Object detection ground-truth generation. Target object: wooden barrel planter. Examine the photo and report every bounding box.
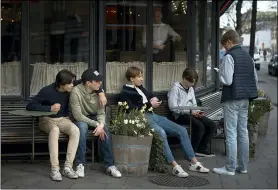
[112,134,153,176]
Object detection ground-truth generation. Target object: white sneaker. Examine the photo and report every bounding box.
[106,166,122,178]
[189,162,210,173]
[76,164,85,178]
[62,167,78,179]
[51,169,62,181]
[172,165,189,178]
[213,166,235,176]
[236,167,248,174]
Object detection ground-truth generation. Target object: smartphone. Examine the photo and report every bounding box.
[198,111,205,115]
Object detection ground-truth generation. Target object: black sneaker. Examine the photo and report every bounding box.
[195,150,215,157]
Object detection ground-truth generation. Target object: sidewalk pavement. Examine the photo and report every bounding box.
[1,107,277,189]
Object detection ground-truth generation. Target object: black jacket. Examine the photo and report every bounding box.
[119,85,153,113]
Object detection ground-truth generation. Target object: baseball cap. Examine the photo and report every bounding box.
[81,69,104,83]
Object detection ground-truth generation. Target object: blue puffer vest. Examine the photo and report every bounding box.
[221,45,258,103]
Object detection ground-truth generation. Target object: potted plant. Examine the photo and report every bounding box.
[257,89,273,136]
[109,102,168,176]
[248,89,273,158]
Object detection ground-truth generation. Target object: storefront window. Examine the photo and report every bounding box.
[152,0,188,92]
[1,2,22,96]
[206,1,213,85]
[196,1,213,87]
[29,1,89,96]
[105,1,147,94]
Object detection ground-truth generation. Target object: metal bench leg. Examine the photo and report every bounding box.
[32,117,35,162]
[91,139,95,163]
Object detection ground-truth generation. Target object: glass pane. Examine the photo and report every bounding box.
[196,1,205,87]
[105,1,147,94]
[206,1,213,85]
[29,1,89,96]
[152,0,188,92]
[1,2,22,96]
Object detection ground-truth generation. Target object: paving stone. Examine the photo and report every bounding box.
[33,178,76,189]
[266,179,277,189]
[237,177,268,189]
[2,177,42,187]
[105,183,126,189]
[125,176,149,187]
[122,184,141,189]
[93,174,127,185]
[193,183,222,189]
[1,179,8,185]
[259,167,277,177]
[219,175,238,185]
[1,185,18,189]
[70,181,107,189]
[221,181,240,189]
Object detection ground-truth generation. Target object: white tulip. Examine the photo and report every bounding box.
[124,119,128,124]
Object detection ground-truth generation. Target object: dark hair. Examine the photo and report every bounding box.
[182,68,196,83]
[125,66,143,81]
[55,69,76,87]
[221,30,240,45]
[193,70,199,84]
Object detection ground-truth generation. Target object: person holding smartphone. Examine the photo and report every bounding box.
[167,68,216,157]
[120,66,210,178]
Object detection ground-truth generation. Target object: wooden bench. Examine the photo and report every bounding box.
[1,101,99,162]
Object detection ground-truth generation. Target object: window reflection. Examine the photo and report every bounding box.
[152,0,188,92]
[196,1,213,87]
[29,1,89,96]
[1,2,22,96]
[105,1,147,94]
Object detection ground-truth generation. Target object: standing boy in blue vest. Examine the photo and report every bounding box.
[213,30,258,176]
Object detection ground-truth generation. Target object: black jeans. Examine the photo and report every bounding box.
[176,114,216,152]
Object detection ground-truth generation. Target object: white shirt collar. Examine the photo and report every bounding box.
[125,84,135,88]
[153,23,166,27]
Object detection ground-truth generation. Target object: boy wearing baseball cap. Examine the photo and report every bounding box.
[70,68,122,178]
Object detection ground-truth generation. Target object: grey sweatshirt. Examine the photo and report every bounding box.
[167,82,198,119]
[70,84,105,127]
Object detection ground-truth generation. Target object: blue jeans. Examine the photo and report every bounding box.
[145,113,195,163]
[223,99,249,172]
[75,122,114,168]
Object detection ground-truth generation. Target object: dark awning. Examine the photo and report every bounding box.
[220,0,234,16]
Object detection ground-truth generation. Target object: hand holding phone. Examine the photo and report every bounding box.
[151,97,162,108]
[198,111,205,115]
